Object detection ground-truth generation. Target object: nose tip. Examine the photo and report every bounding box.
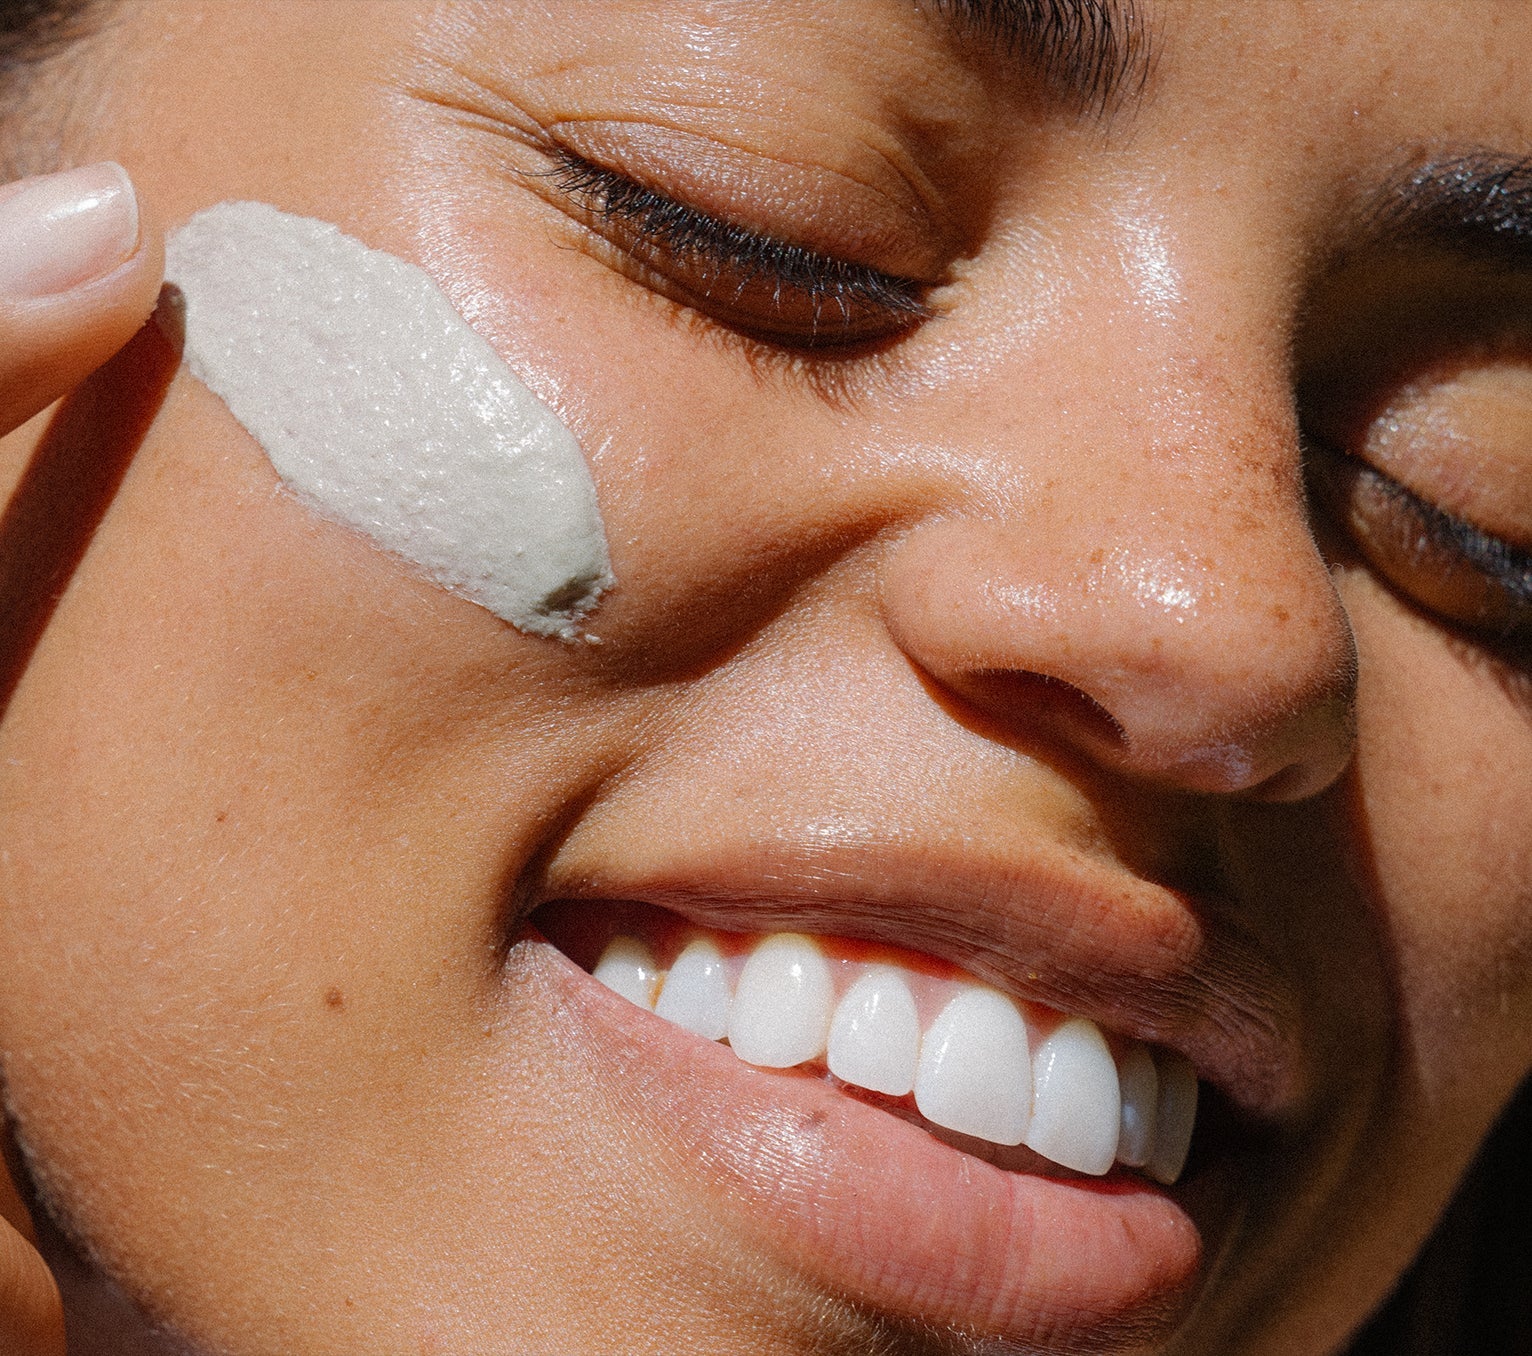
[881,519,1358,801]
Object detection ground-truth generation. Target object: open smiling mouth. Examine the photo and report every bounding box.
[522,835,1295,1347]
[538,901,1198,1186]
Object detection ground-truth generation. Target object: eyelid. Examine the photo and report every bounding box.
[543,149,935,347]
[1310,442,1532,640]
[1363,460,1532,597]
[545,117,955,278]
[1359,361,1532,545]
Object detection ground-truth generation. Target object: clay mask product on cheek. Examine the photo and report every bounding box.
[164,201,613,639]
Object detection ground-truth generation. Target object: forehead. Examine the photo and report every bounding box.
[96,1,1532,127]
[87,1,1532,258]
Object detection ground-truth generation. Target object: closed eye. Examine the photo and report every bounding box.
[1308,442,1532,648]
[545,150,934,350]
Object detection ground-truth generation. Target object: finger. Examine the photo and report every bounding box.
[0,161,164,434]
[0,1215,64,1356]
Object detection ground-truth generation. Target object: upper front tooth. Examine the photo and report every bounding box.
[598,923,1187,1186]
[826,967,921,1097]
[592,936,661,1011]
[654,938,733,1040]
[1115,1043,1159,1168]
[1147,1051,1198,1185]
[1024,1016,1121,1175]
[728,933,833,1069]
[914,987,1032,1146]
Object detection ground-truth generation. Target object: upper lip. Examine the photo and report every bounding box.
[537,827,1307,1121]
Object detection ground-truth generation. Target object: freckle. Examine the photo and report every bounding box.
[1271,606,1290,623]
[324,987,346,1011]
[215,810,228,823]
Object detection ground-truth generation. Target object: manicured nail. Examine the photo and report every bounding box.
[0,162,140,298]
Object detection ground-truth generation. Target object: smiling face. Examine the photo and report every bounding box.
[0,1,1529,1352]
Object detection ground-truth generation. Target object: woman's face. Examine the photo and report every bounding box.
[1,1,1529,1352]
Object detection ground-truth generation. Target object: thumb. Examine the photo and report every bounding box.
[0,161,163,435]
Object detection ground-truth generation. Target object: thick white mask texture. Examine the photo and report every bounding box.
[164,201,613,638]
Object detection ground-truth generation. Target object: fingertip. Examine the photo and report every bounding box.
[37,160,166,328]
[0,161,167,433]
[0,162,145,300]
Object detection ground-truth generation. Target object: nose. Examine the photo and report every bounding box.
[879,395,1357,802]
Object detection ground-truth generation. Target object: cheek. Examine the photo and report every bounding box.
[0,375,812,1348]
[0,382,600,913]
[1346,571,1532,1090]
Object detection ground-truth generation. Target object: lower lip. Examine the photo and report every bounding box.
[529,938,1203,1350]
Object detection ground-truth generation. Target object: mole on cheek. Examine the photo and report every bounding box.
[164,202,614,640]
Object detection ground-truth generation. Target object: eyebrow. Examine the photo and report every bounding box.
[1365,152,1532,265]
[922,0,1152,115]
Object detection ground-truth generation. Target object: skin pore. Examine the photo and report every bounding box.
[0,1,1528,1353]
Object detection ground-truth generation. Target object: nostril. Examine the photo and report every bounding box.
[1244,762,1315,804]
[956,669,1355,798]
[964,670,1128,752]
[1237,685,1359,803]
[881,515,1358,796]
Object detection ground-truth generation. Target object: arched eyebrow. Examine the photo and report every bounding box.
[1365,153,1532,264]
[921,0,1152,116]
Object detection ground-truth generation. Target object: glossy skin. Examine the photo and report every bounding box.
[0,2,1529,1353]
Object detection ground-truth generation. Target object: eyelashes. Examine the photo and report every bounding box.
[545,150,933,348]
[1391,481,1532,604]
[1308,442,1532,646]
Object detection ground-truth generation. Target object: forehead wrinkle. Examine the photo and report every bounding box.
[919,0,1152,116]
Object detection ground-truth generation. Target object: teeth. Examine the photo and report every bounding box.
[826,967,920,1097]
[1115,1042,1159,1168]
[727,933,833,1069]
[588,929,1198,1182]
[1024,1017,1121,1175]
[1146,1051,1198,1185]
[592,936,661,1010]
[654,938,732,1040]
[914,987,1031,1146]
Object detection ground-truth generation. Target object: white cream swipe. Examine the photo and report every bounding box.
[164,201,613,639]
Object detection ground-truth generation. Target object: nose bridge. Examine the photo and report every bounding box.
[879,290,1357,800]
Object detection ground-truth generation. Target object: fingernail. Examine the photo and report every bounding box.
[0,162,140,298]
